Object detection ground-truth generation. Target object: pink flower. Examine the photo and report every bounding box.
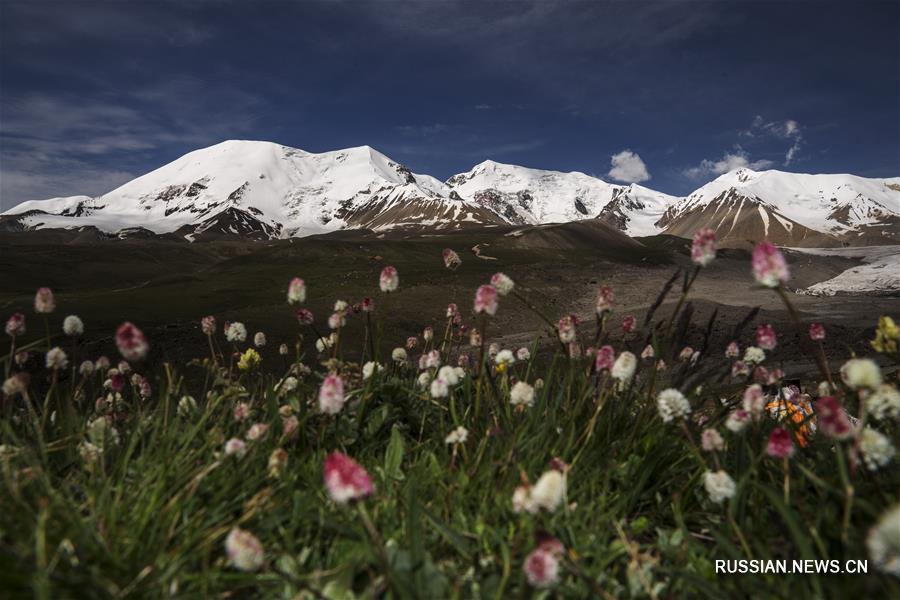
[287,277,306,304]
[755,324,777,350]
[318,374,345,414]
[557,315,578,344]
[233,402,251,422]
[281,415,299,440]
[379,266,399,292]
[360,297,375,312]
[295,309,314,325]
[442,248,462,269]
[691,228,718,266]
[752,241,789,288]
[406,336,418,350]
[5,313,25,337]
[595,345,616,371]
[225,527,264,571]
[621,314,636,334]
[701,428,725,451]
[595,285,614,315]
[815,396,853,440]
[323,451,374,503]
[766,427,795,459]
[731,360,749,378]
[115,322,148,361]
[34,287,55,314]
[725,341,740,358]
[809,323,825,341]
[446,303,458,318]
[742,384,765,418]
[490,272,515,295]
[523,545,561,588]
[201,315,216,335]
[474,284,499,316]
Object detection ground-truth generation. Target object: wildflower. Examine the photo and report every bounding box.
[246,423,269,442]
[703,470,737,504]
[510,381,535,408]
[474,284,499,316]
[78,441,102,464]
[726,409,751,433]
[495,349,515,368]
[489,343,500,357]
[815,396,853,439]
[233,402,251,422]
[557,315,578,344]
[457,354,470,368]
[725,341,740,358]
[530,469,566,512]
[867,384,900,421]
[871,315,899,354]
[611,352,637,384]
[524,546,561,589]
[657,388,691,423]
[442,248,462,269]
[177,395,197,417]
[512,486,536,514]
[446,303,458,318]
[268,448,288,478]
[391,347,408,363]
[438,365,459,386]
[328,312,345,330]
[360,297,374,312]
[752,241,790,287]
[809,323,826,341]
[45,347,68,370]
[224,438,247,459]
[595,345,615,371]
[701,428,725,452]
[867,504,900,576]
[417,371,432,389]
[296,309,314,325]
[423,349,441,369]
[641,344,655,359]
[379,266,399,292]
[287,277,306,304]
[362,361,382,380]
[430,376,449,398]
[468,328,481,347]
[841,358,882,390]
[678,346,694,361]
[755,324,777,350]
[516,347,531,361]
[743,346,765,365]
[860,428,895,471]
[743,384,765,419]
[281,415,299,440]
[423,326,434,342]
[63,315,84,336]
[95,356,110,371]
[237,348,261,371]
[445,426,468,445]
[279,377,298,394]
[731,360,750,378]
[225,527,264,571]
[34,287,55,313]
[323,451,373,503]
[315,336,332,353]
[201,315,216,335]
[691,227,717,266]
[253,332,266,348]
[490,272,514,296]
[318,375,345,414]
[595,285,614,314]
[622,314,636,333]
[115,322,149,361]
[79,360,94,376]
[2,374,28,398]
[279,343,289,356]
[5,313,25,337]
[766,427,795,459]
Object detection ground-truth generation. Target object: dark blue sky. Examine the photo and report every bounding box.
[1,0,898,208]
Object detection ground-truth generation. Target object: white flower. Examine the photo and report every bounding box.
[224,438,247,459]
[87,417,119,447]
[490,272,515,296]
[725,409,751,433]
[859,427,895,471]
[225,322,247,343]
[445,426,468,445]
[63,315,84,336]
[225,527,264,572]
[529,470,566,512]
[328,312,345,330]
[177,395,197,417]
[867,384,900,421]
[703,470,736,504]
[391,347,408,363]
[495,349,515,366]
[78,441,101,464]
[423,350,441,369]
[417,371,432,389]
[516,347,531,361]
[318,375,345,415]
[279,376,298,394]
[743,346,765,365]
[430,377,449,398]
[334,299,349,313]
[454,366,466,381]
[253,332,267,347]
[610,352,637,384]
[656,388,691,423]
[79,360,94,376]
[438,365,459,386]
[867,504,900,577]
[512,485,536,514]
[701,428,724,452]
[842,358,882,390]
[362,361,382,380]
[45,347,68,370]
[246,423,269,441]
[510,381,535,407]
[315,335,333,353]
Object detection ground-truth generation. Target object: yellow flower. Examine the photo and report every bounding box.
[238,348,261,371]
[871,316,899,354]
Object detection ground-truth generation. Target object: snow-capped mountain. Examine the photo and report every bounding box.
[1,140,504,240]
[660,168,900,246]
[445,160,677,236]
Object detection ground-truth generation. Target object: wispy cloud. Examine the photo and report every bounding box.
[741,115,803,165]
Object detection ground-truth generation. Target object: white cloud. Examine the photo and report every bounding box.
[608,149,650,183]
[683,149,774,179]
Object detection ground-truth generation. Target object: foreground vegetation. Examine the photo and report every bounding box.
[1,232,898,598]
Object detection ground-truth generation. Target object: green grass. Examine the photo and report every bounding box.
[1,257,898,598]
